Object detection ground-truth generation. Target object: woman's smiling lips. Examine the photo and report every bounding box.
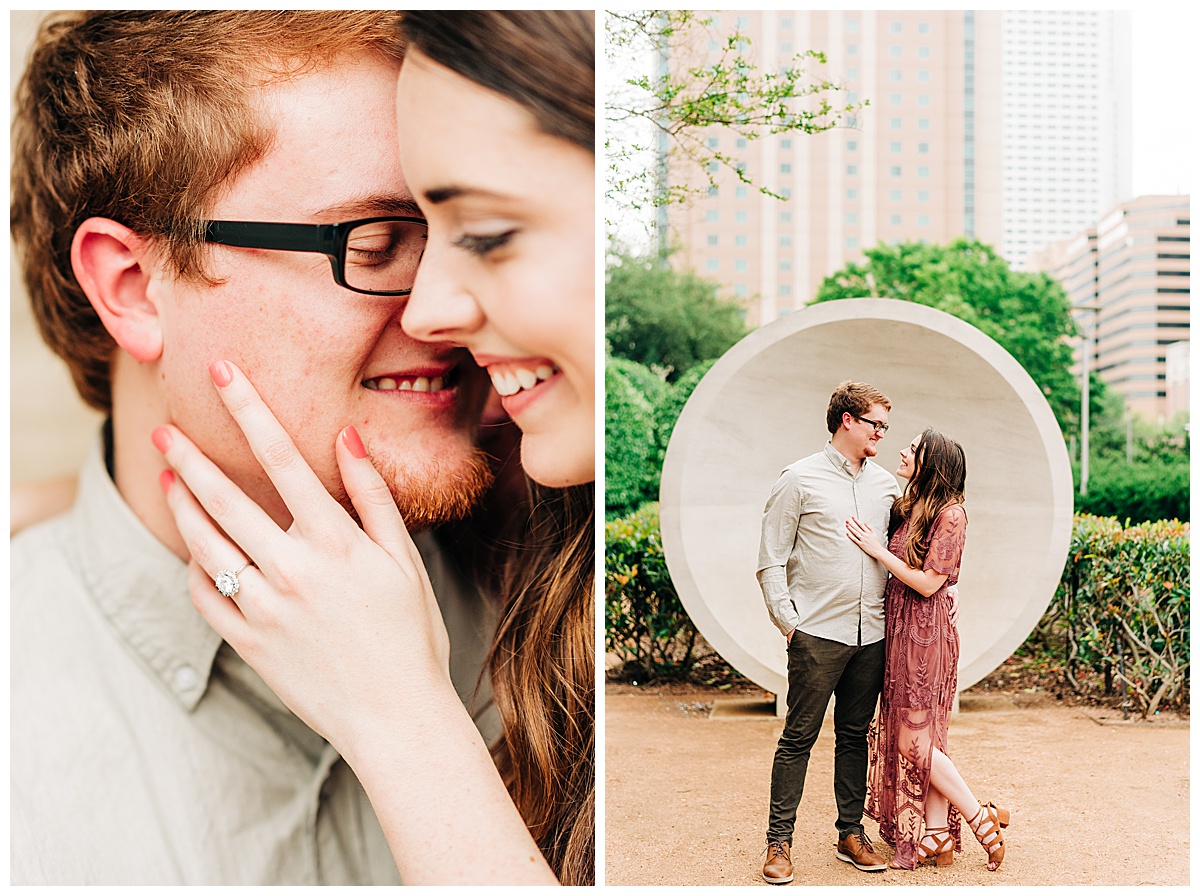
[473,354,562,416]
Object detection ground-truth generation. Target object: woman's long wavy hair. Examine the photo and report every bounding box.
[891,428,967,569]
[398,11,596,885]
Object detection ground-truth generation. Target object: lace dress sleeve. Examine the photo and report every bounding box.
[924,504,966,580]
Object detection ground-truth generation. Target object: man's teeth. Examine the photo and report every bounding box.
[490,364,557,397]
[363,375,446,392]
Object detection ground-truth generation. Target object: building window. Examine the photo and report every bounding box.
[847,67,859,80]
[890,189,902,202]
[781,138,792,149]
[890,117,902,129]
[918,46,930,59]
[707,137,719,149]
[780,260,792,271]
[781,284,792,296]
[918,214,930,226]
[918,94,931,106]
[734,283,747,298]
[781,212,792,223]
[918,22,930,34]
[847,19,859,32]
[847,42,858,55]
[891,93,903,106]
[919,118,930,130]
[781,163,792,174]
[736,186,748,199]
[846,212,859,225]
[735,210,748,223]
[847,139,858,151]
[918,190,930,202]
[706,210,719,222]
[735,234,747,247]
[707,234,718,246]
[847,237,859,249]
[847,188,858,200]
[706,259,718,272]
[890,45,902,58]
[890,141,902,153]
[735,259,747,272]
[707,186,718,197]
[781,41,792,54]
[890,214,902,226]
[847,164,858,176]
[780,235,791,247]
[918,70,930,83]
[890,21,902,33]
[918,166,930,178]
[780,187,792,199]
[918,142,930,153]
[890,165,902,176]
[737,137,748,148]
[889,69,902,81]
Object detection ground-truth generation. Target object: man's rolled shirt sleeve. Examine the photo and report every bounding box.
[757,469,803,636]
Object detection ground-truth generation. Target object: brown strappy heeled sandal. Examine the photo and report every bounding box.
[917,826,955,867]
[969,802,1010,870]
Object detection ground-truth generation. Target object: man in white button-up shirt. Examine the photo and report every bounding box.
[758,382,902,884]
[10,11,504,884]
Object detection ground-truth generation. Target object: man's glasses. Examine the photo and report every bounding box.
[203,216,427,296]
[854,415,890,434]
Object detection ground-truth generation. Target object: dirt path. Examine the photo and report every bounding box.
[603,686,1189,886]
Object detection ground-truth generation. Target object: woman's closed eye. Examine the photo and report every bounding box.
[453,229,516,256]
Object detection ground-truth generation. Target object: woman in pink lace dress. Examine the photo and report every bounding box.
[845,429,1010,871]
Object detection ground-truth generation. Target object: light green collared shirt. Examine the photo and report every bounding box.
[10,436,500,884]
[756,442,901,646]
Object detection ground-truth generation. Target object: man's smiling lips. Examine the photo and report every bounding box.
[361,365,454,394]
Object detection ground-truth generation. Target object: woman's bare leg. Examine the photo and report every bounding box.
[929,747,1005,869]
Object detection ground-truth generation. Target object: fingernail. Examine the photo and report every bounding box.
[159,469,175,493]
[151,426,172,454]
[342,425,368,459]
[209,360,233,388]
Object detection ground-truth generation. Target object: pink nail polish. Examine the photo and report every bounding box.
[151,427,172,454]
[159,469,175,493]
[342,425,368,459]
[209,360,233,388]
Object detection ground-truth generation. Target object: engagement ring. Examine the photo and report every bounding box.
[214,561,252,598]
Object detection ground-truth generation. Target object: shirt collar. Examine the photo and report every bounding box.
[71,434,223,712]
[823,440,865,477]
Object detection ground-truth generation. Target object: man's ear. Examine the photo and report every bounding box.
[71,217,164,363]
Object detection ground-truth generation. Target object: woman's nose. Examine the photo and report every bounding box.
[400,242,486,343]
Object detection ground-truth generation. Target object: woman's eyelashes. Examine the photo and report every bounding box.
[453,229,516,256]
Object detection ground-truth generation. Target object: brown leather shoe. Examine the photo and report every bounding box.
[836,830,887,872]
[763,840,794,884]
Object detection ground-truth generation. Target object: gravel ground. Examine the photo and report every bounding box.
[603,685,1189,886]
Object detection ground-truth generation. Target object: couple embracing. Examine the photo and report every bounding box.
[757,381,1011,883]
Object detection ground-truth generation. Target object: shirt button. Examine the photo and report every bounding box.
[173,664,198,692]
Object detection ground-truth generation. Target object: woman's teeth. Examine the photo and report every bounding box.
[363,375,445,392]
[490,364,557,397]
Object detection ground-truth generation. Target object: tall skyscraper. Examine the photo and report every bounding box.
[1001,10,1132,269]
[665,10,1131,326]
[1031,195,1190,421]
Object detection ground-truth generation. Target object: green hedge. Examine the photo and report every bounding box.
[605,363,657,514]
[607,507,1190,711]
[1076,458,1189,524]
[1037,514,1190,716]
[604,503,699,680]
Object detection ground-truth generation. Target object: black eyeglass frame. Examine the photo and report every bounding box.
[852,414,890,434]
[203,216,427,296]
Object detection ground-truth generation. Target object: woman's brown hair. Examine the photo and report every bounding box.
[892,428,967,569]
[398,11,597,885]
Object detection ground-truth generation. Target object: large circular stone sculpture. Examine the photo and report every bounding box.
[660,298,1073,700]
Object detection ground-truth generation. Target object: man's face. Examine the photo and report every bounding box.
[148,54,491,528]
[848,402,889,461]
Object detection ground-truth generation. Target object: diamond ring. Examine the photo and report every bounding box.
[214,561,252,598]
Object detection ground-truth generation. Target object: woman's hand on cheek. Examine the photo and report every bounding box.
[155,360,454,752]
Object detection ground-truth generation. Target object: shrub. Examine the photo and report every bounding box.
[1036,514,1190,716]
[605,362,657,515]
[653,358,717,471]
[605,503,699,680]
[1076,458,1189,524]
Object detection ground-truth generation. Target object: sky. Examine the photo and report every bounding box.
[1128,9,1191,196]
